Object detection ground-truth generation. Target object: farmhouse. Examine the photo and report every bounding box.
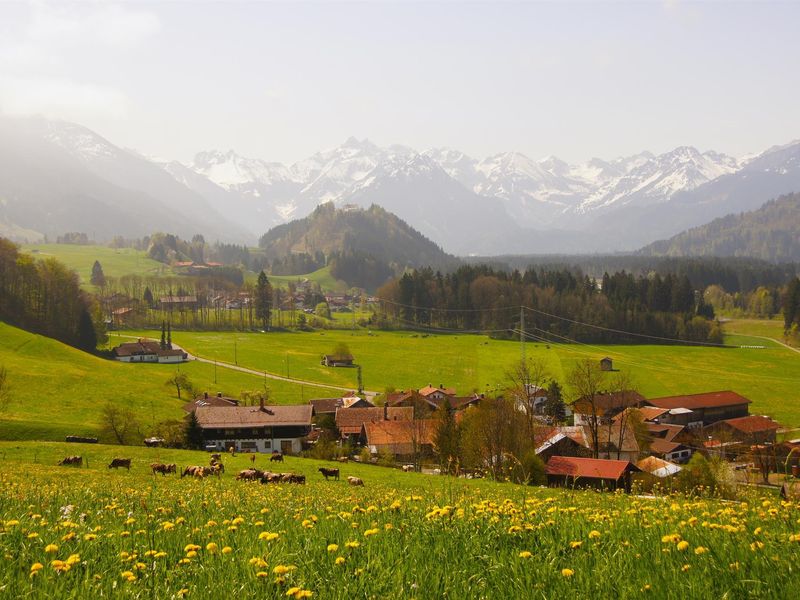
[193,401,312,454]
[534,426,590,462]
[321,354,355,367]
[335,406,413,442]
[644,391,751,427]
[112,339,187,363]
[360,419,437,461]
[705,415,782,444]
[546,456,641,492]
[636,456,682,478]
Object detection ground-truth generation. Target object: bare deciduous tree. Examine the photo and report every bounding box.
[568,359,607,459]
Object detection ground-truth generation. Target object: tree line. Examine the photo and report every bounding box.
[0,238,104,351]
[376,265,721,344]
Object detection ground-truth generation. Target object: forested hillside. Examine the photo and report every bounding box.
[259,203,460,290]
[0,238,103,351]
[640,193,800,262]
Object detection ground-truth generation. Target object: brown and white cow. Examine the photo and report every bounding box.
[108,458,131,470]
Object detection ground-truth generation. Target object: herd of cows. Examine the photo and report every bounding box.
[56,452,366,486]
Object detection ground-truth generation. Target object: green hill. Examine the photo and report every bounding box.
[0,323,338,442]
[259,203,460,290]
[640,192,800,262]
[22,243,169,288]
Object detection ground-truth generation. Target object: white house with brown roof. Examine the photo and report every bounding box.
[112,339,187,363]
[194,401,312,454]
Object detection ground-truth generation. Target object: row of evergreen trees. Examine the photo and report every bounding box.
[377,265,720,344]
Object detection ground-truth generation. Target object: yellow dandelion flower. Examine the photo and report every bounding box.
[27,532,39,539]
[44,544,59,553]
[222,546,233,555]
[519,551,532,559]
[345,541,360,549]
[588,530,601,539]
[677,541,689,551]
[327,544,339,553]
[177,589,189,598]
[570,541,583,549]
[259,532,279,541]
[335,556,345,566]
[286,588,301,597]
[206,542,218,553]
[256,571,268,578]
[30,563,44,573]
[681,564,690,572]
[364,528,379,537]
[561,568,574,577]
[186,551,198,558]
[273,564,296,575]
[694,546,708,555]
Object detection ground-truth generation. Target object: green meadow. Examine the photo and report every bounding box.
[119,324,800,426]
[0,323,340,442]
[0,440,796,599]
[22,244,168,287]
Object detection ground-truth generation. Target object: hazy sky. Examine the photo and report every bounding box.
[1,0,798,165]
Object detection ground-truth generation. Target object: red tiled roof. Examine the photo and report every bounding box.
[546,456,639,480]
[715,415,782,434]
[646,391,751,410]
[335,407,413,435]
[649,439,684,455]
[362,419,437,450]
[195,404,312,428]
[646,423,684,442]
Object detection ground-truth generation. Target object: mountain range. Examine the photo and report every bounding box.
[2,115,800,256]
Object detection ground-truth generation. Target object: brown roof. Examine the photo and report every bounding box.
[714,415,782,434]
[649,439,685,455]
[634,406,670,422]
[595,423,640,454]
[573,390,645,415]
[419,385,456,397]
[113,339,183,358]
[309,398,342,414]
[546,456,640,480]
[646,391,751,411]
[335,406,413,435]
[195,405,312,428]
[362,419,437,453]
[183,394,239,412]
[646,423,684,442]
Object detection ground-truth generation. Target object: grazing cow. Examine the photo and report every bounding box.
[318,467,340,481]
[108,458,131,470]
[151,462,177,476]
[270,452,284,463]
[58,456,82,466]
[182,465,202,478]
[347,476,364,486]
[165,463,177,474]
[236,468,263,481]
[210,453,221,461]
[402,464,414,472]
[259,471,282,484]
[289,473,306,484]
[209,463,224,476]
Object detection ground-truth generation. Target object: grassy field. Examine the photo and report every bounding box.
[22,244,168,287]
[120,325,800,426]
[252,266,347,292]
[0,323,340,442]
[723,318,799,348]
[0,440,796,599]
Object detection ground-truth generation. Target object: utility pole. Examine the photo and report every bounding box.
[520,307,526,364]
[357,365,363,396]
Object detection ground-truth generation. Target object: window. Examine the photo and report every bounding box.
[224,429,236,436]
